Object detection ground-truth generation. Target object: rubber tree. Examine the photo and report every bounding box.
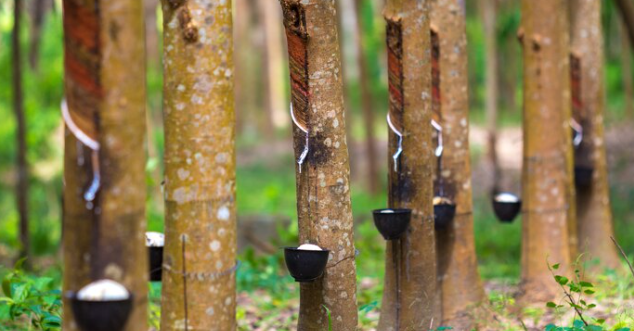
[378,0,439,330]
[13,0,30,263]
[431,0,486,327]
[569,0,621,270]
[482,0,500,194]
[159,0,237,329]
[621,19,634,120]
[279,1,358,329]
[518,0,574,304]
[614,0,634,48]
[62,0,148,330]
[354,0,380,196]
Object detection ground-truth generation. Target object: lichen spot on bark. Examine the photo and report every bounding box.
[217,206,230,221]
[210,240,220,251]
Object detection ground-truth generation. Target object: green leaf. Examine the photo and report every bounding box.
[586,325,602,331]
[552,263,560,270]
[546,302,558,308]
[555,275,569,285]
[573,320,584,328]
[587,303,596,309]
[13,258,27,271]
[12,284,29,302]
[579,281,593,288]
[584,290,595,295]
[1,277,12,298]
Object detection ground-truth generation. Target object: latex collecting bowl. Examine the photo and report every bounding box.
[574,166,594,188]
[284,247,330,282]
[372,208,412,240]
[434,197,456,228]
[492,192,522,223]
[68,293,133,331]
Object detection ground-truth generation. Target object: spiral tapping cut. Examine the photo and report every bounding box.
[61,100,101,204]
[387,113,403,172]
[290,103,310,173]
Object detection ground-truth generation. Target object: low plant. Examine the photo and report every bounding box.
[544,260,631,331]
[0,260,61,331]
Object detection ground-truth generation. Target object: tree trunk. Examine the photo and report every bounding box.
[336,0,358,182]
[13,0,30,263]
[518,0,573,305]
[377,1,439,330]
[621,19,634,120]
[258,0,287,131]
[354,0,380,196]
[279,1,359,329]
[570,0,621,270]
[483,0,500,193]
[233,0,250,136]
[431,0,486,328]
[159,0,237,330]
[614,0,634,48]
[28,0,49,71]
[144,0,160,67]
[62,0,148,330]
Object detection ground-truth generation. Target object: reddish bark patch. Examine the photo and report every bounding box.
[386,17,404,133]
[431,27,441,118]
[283,4,310,132]
[63,0,102,99]
[570,53,583,119]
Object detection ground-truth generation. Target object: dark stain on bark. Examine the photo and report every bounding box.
[308,131,332,166]
[178,8,198,43]
[390,162,417,205]
[168,0,186,9]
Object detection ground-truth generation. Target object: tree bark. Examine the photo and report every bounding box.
[483,0,500,193]
[336,0,358,182]
[518,0,574,305]
[62,0,148,330]
[354,0,380,196]
[144,0,160,67]
[614,0,634,48]
[159,0,237,330]
[28,0,50,71]
[13,0,30,263]
[377,0,438,330]
[233,0,251,136]
[570,0,621,270]
[621,18,634,120]
[279,1,359,329]
[431,0,486,328]
[258,0,287,131]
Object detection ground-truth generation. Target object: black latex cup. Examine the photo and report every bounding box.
[148,246,163,282]
[68,293,133,331]
[284,247,330,282]
[434,201,456,228]
[372,208,412,240]
[574,166,594,188]
[492,193,522,223]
